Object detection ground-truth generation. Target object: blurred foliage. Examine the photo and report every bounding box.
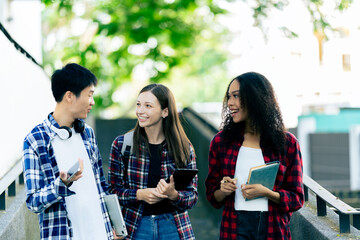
[41,0,353,117]
[246,0,353,40]
[305,0,353,40]
[41,0,229,117]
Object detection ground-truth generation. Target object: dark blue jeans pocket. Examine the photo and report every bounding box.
[236,211,268,240]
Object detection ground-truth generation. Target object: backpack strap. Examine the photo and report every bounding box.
[121,131,134,172]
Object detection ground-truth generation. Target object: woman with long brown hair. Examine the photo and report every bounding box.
[109,84,198,240]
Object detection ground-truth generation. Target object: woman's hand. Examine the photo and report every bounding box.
[241,184,266,200]
[214,176,237,202]
[156,175,179,201]
[241,184,280,203]
[220,176,237,196]
[136,188,168,204]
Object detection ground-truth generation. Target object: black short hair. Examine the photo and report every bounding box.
[51,63,97,102]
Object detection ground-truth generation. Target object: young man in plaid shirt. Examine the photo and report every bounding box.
[23,63,120,240]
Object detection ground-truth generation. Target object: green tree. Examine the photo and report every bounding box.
[41,0,354,117]
[42,0,228,117]
[243,0,353,63]
[241,0,353,39]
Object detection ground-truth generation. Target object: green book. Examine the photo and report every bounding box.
[246,161,280,200]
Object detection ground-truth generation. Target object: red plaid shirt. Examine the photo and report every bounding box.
[108,134,198,240]
[205,131,304,240]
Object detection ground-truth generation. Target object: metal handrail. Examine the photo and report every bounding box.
[0,159,24,210]
[304,175,360,233]
[182,107,219,133]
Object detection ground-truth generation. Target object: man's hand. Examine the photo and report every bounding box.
[112,229,124,240]
[136,188,168,204]
[60,158,84,186]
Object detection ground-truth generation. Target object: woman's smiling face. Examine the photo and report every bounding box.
[136,91,168,129]
[227,80,247,123]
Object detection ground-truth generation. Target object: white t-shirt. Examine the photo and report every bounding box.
[52,128,108,240]
[234,146,268,211]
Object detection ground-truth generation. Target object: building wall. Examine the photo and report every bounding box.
[310,133,350,190]
[0,0,54,178]
[298,109,360,190]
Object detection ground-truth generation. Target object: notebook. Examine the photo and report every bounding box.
[246,161,280,200]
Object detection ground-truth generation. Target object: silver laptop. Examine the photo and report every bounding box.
[104,194,128,237]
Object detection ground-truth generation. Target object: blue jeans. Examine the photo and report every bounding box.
[236,211,268,240]
[134,213,181,240]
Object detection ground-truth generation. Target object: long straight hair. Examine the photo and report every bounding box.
[132,84,191,167]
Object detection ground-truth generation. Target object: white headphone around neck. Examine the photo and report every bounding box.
[50,125,73,140]
[50,119,85,140]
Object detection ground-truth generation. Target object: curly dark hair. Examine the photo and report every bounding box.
[221,72,285,153]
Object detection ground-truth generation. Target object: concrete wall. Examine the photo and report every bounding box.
[0,0,54,179]
[0,186,39,240]
[290,191,360,239]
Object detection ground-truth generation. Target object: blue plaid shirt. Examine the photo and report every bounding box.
[23,114,114,240]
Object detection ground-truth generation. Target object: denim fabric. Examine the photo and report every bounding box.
[236,211,268,240]
[134,213,181,240]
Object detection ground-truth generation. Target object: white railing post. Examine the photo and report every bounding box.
[349,125,360,190]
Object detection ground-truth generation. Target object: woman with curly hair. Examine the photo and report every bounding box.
[205,72,304,240]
